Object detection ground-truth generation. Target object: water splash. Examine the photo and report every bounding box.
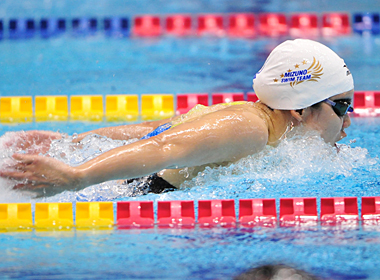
[178,130,378,200]
[0,130,377,203]
[46,133,138,166]
[0,132,40,202]
[44,133,141,202]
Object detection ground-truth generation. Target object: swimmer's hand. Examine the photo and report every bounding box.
[2,131,62,154]
[0,153,83,197]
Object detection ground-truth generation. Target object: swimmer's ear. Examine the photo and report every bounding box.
[290,110,303,122]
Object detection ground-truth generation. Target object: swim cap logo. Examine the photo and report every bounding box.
[273,57,323,88]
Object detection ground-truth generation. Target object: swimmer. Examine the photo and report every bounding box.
[0,39,354,197]
[234,264,319,280]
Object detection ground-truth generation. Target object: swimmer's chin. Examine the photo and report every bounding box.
[332,131,347,147]
[341,130,347,139]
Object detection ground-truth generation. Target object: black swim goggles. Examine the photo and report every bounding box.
[324,99,353,117]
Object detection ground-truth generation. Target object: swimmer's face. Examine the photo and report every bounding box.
[302,89,354,145]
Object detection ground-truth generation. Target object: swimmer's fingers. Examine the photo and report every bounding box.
[2,154,79,196]
[1,155,50,182]
[0,170,27,181]
[0,155,36,176]
[1,170,55,193]
[13,182,51,190]
[0,170,40,182]
[12,153,36,165]
[5,154,37,171]
[13,183,28,190]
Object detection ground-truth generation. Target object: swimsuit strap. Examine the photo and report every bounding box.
[140,122,172,140]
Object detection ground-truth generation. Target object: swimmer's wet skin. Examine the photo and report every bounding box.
[0,39,354,197]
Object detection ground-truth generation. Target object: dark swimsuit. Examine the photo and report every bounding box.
[124,123,177,195]
[124,173,177,195]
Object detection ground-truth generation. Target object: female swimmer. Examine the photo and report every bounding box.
[0,39,354,197]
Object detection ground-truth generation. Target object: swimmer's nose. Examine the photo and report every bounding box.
[343,113,351,129]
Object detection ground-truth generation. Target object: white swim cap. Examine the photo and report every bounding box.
[253,39,354,110]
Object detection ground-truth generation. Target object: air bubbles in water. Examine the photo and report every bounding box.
[180,130,376,200]
[0,129,377,203]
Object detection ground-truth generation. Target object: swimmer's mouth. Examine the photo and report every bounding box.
[335,143,340,152]
[335,130,347,151]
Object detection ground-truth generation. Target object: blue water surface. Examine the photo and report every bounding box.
[1,0,380,279]
[0,107,380,280]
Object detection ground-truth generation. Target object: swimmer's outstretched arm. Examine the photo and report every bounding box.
[0,109,268,196]
[1,116,180,155]
[74,116,181,142]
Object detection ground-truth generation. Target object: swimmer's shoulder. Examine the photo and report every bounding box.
[225,101,272,132]
[223,101,272,118]
[171,101,271,127]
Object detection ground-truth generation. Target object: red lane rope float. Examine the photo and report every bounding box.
[362,197,380,226]
[176,93,209,115]
[228,13,256,38]
[320,197,359,226]
[353,91,380,117]
[166,14,193,36]
[117,201,155,228]
[211,92,245,105]
[157,201,195,228]
[239,198,277,227]
[198,199,236,227]
[290,13,319,38]
[133,15,162,37]
[258,13,288,37]
[322,13,351,37]
[197,14,225,37]
[280,198,318,227]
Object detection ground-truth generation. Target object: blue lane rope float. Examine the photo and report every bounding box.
[40,18,66,38]
[353,13,380,35]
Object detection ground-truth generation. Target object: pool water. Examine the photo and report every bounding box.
[1,0,380,279]
[1,101,380,280]
[2,225,380,280]
[1,35,380,98]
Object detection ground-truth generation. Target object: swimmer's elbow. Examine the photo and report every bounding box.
[148,137,185,169]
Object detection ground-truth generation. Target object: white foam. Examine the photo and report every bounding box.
[0,132,43,202]
[0,129,376,202]
[179,129,377,199]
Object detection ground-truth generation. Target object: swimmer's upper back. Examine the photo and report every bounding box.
[171,101,268,128]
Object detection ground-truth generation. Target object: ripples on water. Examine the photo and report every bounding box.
[0,128,377,203]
